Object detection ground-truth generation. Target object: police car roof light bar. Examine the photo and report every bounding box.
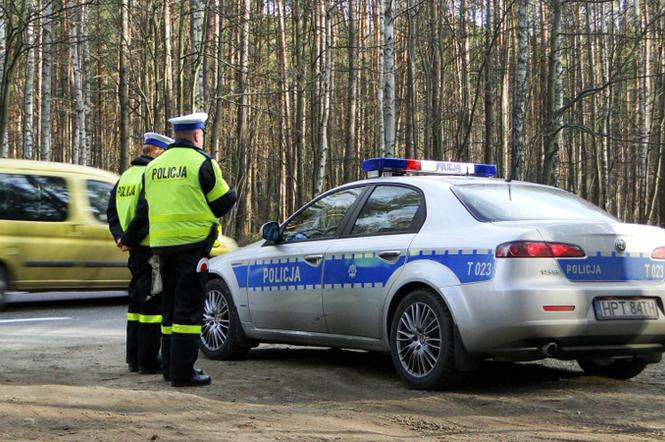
[362,157,497,178]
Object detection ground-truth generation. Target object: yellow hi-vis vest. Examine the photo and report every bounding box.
[116,165,149,246]
[144,148,223,248]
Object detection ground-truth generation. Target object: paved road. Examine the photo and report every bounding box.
[0,291,128,346]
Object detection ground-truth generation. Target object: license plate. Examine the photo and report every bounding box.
[594,298,660,320]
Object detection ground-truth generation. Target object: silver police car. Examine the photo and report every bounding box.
[201,158,665,389]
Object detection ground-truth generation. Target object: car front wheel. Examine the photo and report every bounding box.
[200,278,251,360]
[389,288,463,389]
[577,358,649,380]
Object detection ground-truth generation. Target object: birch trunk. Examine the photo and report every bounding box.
[382,0,395,157]
[39,0,52,161]
[119,0,130,171]
[375,0,384,154]
[81,2,91,165]
[404,0,416,158]
[314,0,332,195]
[164,0,173,128]
[510,0,528,180]
[23,0,35,160]
[483,0,494,164]
[633,0,647,222]
[190,0,205,111]
[69,0,85,165]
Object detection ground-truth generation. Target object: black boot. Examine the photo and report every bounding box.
[171,369,211,387]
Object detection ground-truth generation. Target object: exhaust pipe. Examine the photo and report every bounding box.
[540,342,558,357]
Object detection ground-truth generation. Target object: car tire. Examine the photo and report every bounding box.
[577,358,649,380]
[200,278,251,360]
[0,265,7,311]
[389,287,464,389]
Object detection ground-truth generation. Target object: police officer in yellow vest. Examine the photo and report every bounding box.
[121,112,236,387]
[107,132,172,374]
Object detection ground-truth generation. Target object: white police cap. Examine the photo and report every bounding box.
[168,112,208,132]
[143,132,174,149]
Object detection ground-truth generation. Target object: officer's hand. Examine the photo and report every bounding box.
[116,238,130,252]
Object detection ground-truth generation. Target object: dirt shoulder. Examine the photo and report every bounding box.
[1,336,665,441]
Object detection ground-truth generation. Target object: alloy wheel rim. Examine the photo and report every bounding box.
[202,289,230,351]
[396,301,441,378]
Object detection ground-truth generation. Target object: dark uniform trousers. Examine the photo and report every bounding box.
[127,247,162,370]
[159,244,209,381]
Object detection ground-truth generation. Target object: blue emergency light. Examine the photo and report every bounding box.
[362,157,497,178]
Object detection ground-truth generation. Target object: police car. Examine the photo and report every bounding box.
[201,158,665,389]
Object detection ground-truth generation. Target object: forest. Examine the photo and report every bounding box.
[0,0,663,243]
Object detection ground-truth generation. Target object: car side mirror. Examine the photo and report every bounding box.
[260,221,282,242]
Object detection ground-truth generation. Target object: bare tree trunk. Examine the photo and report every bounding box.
[0,11,6,158]
[276,0,292,219]
[210,0,224,159]
[69,0,85,165]
[382,0,395,157]
[510,0,528,180]
[404,0,417,158]
[81,1,91,165]
[457,0,471,161]
[483,0,494,165]
[190,0,205,111]
[314,0,332,195]
[23,0,35,160]
[40,0,52,161]
[119,0,130,171]
[293,0,305,208]
[163,0,173,128]
[234,0,251,240]
[633,0,648,222]
[375,0,384,154]
[542,0,563,186]
[343,0,357,181]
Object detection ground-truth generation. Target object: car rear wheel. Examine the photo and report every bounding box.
[200,278,251,360]
[389,288,463,389]
[577,358,649,380]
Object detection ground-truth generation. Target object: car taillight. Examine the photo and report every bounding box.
[496,241,585,258]
[651,247,665,259]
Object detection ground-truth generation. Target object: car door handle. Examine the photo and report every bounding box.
[378,251,402,263]
[304,254,323,266]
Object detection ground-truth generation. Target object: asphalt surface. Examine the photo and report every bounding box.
[0,291,128,345]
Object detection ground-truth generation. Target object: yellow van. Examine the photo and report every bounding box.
[0,159,237,308]
[0,160,130,306]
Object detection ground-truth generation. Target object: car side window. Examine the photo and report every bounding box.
[86,180,113,223]
[0,173,69,222]
[282,187,363,242]
[351,185,423,235]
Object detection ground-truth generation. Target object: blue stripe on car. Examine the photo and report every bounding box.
[232,249,495,291]
[557,252,665,281]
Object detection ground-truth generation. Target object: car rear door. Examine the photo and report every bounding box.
[246,186,366,333]
[322,184,425,338]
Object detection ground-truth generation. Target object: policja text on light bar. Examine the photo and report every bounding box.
[361,157,497,178]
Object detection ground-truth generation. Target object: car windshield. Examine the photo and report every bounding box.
[451,183,616,222]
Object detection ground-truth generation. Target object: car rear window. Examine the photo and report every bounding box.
[451,183,616,222]
[0,173,69,222]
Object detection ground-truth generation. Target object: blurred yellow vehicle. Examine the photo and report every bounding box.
[0,159,236,308]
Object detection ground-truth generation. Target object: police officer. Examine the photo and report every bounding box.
[121,112,236,387]
[107,132,173,374]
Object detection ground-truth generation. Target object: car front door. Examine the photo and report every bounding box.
[246,186,366,333]
[322,184,425,338]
